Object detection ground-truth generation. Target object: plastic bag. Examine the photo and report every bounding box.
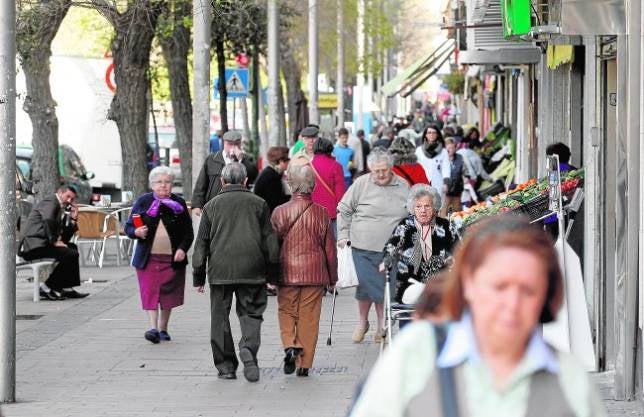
[337,246,359,289]
[402,278,425,305]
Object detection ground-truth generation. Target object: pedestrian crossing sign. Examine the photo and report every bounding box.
[213,68,249,99]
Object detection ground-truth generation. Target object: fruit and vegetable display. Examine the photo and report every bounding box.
[451,169,584,230]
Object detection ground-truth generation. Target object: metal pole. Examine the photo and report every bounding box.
[232,98,236,130]
[336,0,344,128]
[267,0,280,147]
[251,46,260,156]
[192,0,211,189]
[308,0,319,125]
[0,0,17,403]
[356,0,365,130]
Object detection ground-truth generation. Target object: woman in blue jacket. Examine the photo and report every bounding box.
[125,166,193,344]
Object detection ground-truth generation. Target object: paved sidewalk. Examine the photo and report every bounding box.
[3,260,644,416]
[5,265,379,417]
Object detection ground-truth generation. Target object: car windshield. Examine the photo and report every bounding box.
[16,159,31,180]
[62,147,86,178]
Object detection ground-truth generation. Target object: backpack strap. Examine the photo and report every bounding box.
[434,325,461,417]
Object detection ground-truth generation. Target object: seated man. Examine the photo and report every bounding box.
[19,184,88,301]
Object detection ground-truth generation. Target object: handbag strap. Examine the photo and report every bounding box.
[308,161,336,199]
[283,203,313,241]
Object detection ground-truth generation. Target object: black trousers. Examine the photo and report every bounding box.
[209,284,267,374]
[22,242,81,290]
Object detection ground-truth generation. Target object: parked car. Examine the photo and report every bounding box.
[15,163,34,233]
[148,130,181,186]
[16,144,95,204]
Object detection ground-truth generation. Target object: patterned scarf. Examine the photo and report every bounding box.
[410,219,433,274]
[146,194,184,217]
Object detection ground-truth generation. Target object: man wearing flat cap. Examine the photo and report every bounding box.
[192,130,259,216]
[289,125,319,168]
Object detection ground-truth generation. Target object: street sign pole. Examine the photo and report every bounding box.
[0,0,17,403]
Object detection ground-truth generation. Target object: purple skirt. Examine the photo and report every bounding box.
[136,254,185,310]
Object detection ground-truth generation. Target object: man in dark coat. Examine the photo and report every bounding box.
[191,130,258,216]
[192,163,279,382]
[19,185,88,300]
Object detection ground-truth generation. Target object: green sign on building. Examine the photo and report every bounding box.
[501,0,532,39]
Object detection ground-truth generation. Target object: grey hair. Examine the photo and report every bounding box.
[367,147,394,169]
[287,164,315,194]
[221,162,247,185]
[148,165,175,187]
[406,184,442,214]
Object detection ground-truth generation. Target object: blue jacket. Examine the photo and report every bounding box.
[125,193,194,270]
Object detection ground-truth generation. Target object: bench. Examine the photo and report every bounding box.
[16,256,57,302]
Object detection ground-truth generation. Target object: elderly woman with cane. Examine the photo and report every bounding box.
[271,164,337,377]
[125,166,193,344]
[350,215,606,417]
[380,184,455,304]
[337,148,410,343]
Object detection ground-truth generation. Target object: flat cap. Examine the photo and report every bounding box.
[223,130,242,142]
[300,126,319,137]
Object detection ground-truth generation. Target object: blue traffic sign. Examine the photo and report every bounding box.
[213,68,249,99]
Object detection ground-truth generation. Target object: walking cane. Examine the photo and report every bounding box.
[326,288,338,346]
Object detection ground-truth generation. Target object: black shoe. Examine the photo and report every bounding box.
[60,289,89,299]
[144,329,160,344]
[283,347,301,375]
[39,288,63,301]
[217,371,237,380]
[239,348,259,382]
[296,368,309,377]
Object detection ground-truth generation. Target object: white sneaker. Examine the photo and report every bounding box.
[352,322,370,343]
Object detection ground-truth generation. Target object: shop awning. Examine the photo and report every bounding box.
[380,39,456,98]
[459,48,541,65]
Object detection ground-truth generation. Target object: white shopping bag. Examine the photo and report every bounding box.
[337,246,359,289]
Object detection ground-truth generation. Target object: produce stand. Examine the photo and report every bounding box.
[450,165,584,232]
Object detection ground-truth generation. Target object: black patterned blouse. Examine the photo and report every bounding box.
[382,215,456,303]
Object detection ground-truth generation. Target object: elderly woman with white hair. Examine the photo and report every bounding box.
[271,164,337,377]
[337,148,410,343]
[380,184,456,304]
[125,166,193,344]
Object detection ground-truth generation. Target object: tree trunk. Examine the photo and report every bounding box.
[160,1,193,200]
[281,43,303,146]
[99,3,162,197]
[17,0,71,203]
[215,36,228,132]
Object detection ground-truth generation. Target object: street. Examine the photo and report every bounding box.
[0,252,641,417]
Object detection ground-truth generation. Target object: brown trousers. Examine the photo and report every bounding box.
[277,286,324,369]
[440,195,462,217]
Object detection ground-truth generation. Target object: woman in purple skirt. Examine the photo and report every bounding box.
[125,166,194,344]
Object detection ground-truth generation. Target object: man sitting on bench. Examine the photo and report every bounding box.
[19,184,88,301]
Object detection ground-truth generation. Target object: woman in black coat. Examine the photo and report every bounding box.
[253,146,291,213]
[381,184,456,303]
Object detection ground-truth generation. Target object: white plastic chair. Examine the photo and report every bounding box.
[98,207,133,268]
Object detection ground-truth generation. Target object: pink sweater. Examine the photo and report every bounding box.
[310,155,346,219]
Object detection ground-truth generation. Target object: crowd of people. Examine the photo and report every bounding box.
[16,113,603,415]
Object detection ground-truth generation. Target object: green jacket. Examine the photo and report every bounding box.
[192,184,280,286]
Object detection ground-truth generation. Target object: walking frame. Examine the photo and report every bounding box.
[381,269,415,353]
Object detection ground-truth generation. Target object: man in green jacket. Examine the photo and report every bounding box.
[192,162,279,382]
[191,130,259,216]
